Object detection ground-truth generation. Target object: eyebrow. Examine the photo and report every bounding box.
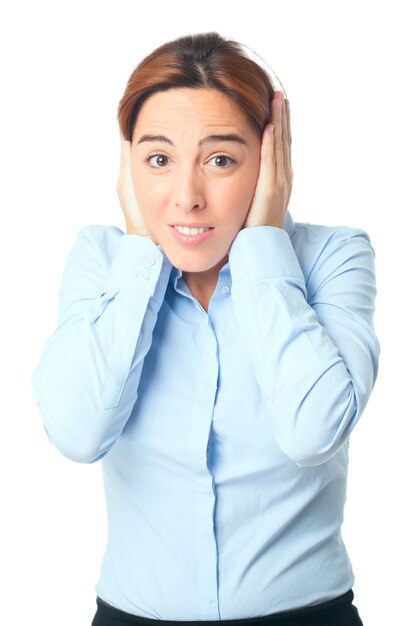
[137,133,248,147]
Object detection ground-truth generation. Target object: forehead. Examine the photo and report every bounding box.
[134,87,253,134]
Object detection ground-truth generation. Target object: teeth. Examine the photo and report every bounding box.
[174,225,210,235]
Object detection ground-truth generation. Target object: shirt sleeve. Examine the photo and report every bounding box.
[30,226,173,463]
[228,224,380,467]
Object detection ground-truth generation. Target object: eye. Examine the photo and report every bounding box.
[145,153,237,169]
[208,154,236,168]
[146,153,170,168]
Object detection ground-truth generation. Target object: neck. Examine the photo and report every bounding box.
[182,255,228,311]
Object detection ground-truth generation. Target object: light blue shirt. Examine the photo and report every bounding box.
[31,212,380,621]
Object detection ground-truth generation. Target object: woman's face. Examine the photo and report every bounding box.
[131,87,262,274]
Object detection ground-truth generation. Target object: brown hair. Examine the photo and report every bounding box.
[117,32,275,141]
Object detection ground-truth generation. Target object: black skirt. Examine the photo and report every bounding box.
[92,589,363,625]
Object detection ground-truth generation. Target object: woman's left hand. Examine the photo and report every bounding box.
[243,91,293,230]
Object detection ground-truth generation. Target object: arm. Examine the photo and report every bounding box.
[31,226,172,463]
[229,224,380,467]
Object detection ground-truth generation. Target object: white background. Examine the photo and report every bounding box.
[1,1,415,624]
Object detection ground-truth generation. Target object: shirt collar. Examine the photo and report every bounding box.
[168,211,296,288]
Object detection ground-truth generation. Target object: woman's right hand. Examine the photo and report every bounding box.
[117,138,159,244]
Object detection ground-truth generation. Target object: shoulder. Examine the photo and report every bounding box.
[71,224,127,266]
[59,226,127,282]
[292,219,372,250]
[76,224,126,247]
[290,220,376,292]
[292,220,374,260]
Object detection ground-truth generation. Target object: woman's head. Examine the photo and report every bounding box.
[117,33,277,278]
[118,32,275,142]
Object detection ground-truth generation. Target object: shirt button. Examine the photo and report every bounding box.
[235,254,241,263]
[220,285,230,294]
[139,272,149,281]
[145,256,156,266]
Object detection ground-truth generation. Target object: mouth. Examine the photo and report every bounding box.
[171,224,214,236]
[169,224,215,246]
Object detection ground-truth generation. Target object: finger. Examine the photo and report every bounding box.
[117,140,125,191]
[120,139,131,168]
[284,99,292,172]
[272,90,285,102]
[281,99,290,181]
[255,124,276,196]
[271,97,285,179]
[119,140,133,182]
[117,140,134,204]
[271,91,284,126]
[119,139,127,179]
[256,123,276,192]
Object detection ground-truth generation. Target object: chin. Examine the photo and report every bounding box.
[174,259,218,273]
[164,249,225,274]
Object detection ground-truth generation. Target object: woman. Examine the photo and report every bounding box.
[31,32,379,625]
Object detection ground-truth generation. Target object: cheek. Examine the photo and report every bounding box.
[132,175,167,221]
[222,172,259,220]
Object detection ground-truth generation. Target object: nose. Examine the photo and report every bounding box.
[174,166,206,212]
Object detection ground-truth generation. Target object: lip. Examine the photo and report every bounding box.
[169,222,214,228]
[169,224,214,247]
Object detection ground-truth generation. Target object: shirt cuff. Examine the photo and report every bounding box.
[103,234,171,293]
[229,226,306,290]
